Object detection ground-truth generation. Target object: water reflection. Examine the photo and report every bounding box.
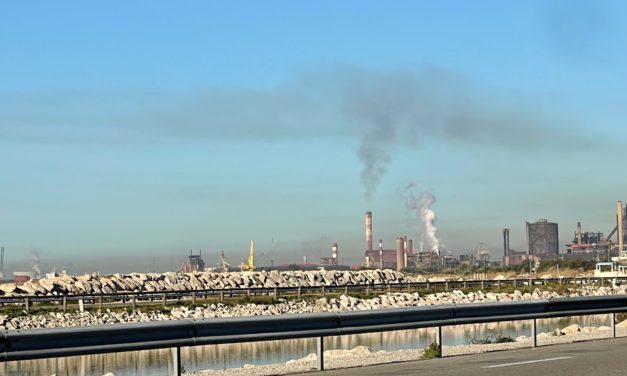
[2,315,612,376]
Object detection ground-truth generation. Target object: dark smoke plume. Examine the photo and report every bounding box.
[0,66,585,197]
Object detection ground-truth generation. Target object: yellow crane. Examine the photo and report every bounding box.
[240,240,255,271]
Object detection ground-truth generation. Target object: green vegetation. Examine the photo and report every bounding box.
[466,330,515,345]
[422,342,441,359]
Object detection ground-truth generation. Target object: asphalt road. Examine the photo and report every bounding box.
[303,337,627,376]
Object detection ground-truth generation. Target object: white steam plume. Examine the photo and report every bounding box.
[403,185,440,255]
[30,250,41,278]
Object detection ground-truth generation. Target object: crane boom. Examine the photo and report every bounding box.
[240,240,255,271]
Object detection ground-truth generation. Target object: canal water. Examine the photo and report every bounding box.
[2,315,611,376]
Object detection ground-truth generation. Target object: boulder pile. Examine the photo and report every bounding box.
[2,285,627,330]
[0,269,415,297]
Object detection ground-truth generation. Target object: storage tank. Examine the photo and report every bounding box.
[526,219,559,258]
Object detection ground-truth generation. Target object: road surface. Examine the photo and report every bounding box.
[303,337,627,376]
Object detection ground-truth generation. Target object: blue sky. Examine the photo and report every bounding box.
[1,1,627,273]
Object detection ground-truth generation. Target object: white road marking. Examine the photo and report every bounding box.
[482,356,573,368]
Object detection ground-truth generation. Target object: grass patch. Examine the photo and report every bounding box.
[422,342,441,359]
[466,330,515,345]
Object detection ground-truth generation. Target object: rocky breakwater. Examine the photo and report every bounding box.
[2,285,626,330]
[0,269,415,297]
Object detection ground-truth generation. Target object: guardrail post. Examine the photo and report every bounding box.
[531,318,537,347]
[366,285,370,294]
[24,297,30,313]
[192,292,196,305]
[163,293,167,308]
[426,281,430,291]
[497,280,501,289]
[513,279,517,288]
[407,283,411,293]
[611,312,616,338]
[344,286,348,295]
[247,289,251,298]
[435,325,443,358]
[220,291,224,302]
[480,280,484,290]
[463,280,467,289]
[63,296,67,312]
[298,287,302,298]
[388,284,392,293]
[316,336,324,371]
[99,295,103,310]
[445,281,449,292]
[171,346,181,376]
[321,286,326,296]
[131,296,136,313]
[273,288,278,297]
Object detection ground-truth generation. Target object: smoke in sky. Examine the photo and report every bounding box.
[403,184,440,255]
[30,250,41,278]
[0,66,587,197]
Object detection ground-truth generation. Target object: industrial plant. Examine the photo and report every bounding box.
[5,200,627,282]
[361,211,451,271]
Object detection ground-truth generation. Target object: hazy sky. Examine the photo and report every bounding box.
[2,1,627,273]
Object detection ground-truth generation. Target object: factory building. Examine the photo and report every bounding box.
[362,212,415,271]
[565,201,627,260]
[364,238,413,271]
[181,250,206,272]
[526,219,559,260]
[566,222,612,258]
[320,242,339,267]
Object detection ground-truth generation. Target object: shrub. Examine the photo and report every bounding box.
[422,342,441,359]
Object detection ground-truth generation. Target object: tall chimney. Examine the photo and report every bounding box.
[618,202,624,256]
[396,237,405,271]
[378,239,383,269]
[503,228,509,257]
[331,242,338,266]
[403,236,408,267]
[365,211,373,252]
[577,222,582,245]
[407,239,413,256]
[525,222,530,257]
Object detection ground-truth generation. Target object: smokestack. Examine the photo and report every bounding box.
[407,239,413,256]
[396,237,405,271]
[331,242,338,266]
[365,211,373,252]
[577,222,582,245]
[503,228,509,257]
[403,236,408,268]
[525,222,530,257]
[378,239,383,269]
[618,201,624,256]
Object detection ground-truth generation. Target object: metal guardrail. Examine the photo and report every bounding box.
[2,276,625,312]
[2,295,627,375]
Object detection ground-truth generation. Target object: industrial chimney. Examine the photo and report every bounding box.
[577,222,583,245]
[618,201,624,256]
[396,237,405,271]
[378,239,383,269]
[502,228,510,257]
[365,211,373,252]
[331,242,338,266]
